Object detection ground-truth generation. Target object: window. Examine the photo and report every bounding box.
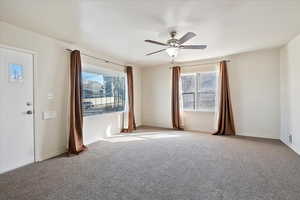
[181,71,217,112]
[82,70,126,116]
[9,64,24,82]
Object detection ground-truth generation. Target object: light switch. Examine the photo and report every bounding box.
[47,93,54,100]
[43,111,57,120]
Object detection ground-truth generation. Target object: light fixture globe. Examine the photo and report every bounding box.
[166,47,179,58]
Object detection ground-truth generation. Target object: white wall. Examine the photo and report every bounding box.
[228,48,280,139]
[0,21,142,160]
[142,48,281,139]
[142,66,172,128]
[183,112,215,132]
[280,33,300,154]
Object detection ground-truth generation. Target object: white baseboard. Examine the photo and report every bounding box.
[280,139,300,155]
[236,132,279,140]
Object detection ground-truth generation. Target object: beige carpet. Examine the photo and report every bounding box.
[1,128,300,200]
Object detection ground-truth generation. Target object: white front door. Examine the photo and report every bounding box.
[0,47,35,174]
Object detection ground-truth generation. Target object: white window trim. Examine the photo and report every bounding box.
[83,63,126,77]
[181,71,218,113]
[184,109,215,113]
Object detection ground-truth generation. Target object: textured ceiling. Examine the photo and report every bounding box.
[1,0,300,67]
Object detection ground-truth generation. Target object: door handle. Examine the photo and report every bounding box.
[26,110,33,115]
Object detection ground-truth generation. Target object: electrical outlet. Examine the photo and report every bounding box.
[288,133,293,144]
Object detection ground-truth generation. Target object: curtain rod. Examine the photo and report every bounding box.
[169,60,231,69]
[65,48,126,67]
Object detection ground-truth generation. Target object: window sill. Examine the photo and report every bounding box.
[83,111,125,118]
[183,110,215,113]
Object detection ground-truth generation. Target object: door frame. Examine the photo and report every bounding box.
[0,43,38,163]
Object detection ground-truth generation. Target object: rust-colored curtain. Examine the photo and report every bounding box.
[69,50,87,154]
[172,66,183,130]
[122,66,136,133]
[214,60,236,135]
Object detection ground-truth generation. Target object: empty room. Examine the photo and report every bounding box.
[1,0,300,199]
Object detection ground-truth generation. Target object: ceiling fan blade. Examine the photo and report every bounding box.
[145,49,166,56]
[178,32,196,44]
[145,40,167,46]
[180,45,207,49]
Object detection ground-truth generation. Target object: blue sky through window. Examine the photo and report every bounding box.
[82,71,104,84]
[9,64,23,80]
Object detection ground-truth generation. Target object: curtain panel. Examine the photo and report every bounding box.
[122,66,136,133]
[172,66,183,130]
[69,50,87,154]
[214,60,236,135]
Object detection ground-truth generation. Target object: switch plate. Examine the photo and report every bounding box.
[43,111,57,120]
[47,93,54,100]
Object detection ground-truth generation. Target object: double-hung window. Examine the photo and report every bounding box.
[181,71,217,112]
[81,65,126,116]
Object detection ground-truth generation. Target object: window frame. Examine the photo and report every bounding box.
[181,71,218,113]
[181,73,196,111]
[81,63,127,117]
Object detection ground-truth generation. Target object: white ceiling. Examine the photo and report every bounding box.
[1,0,300,67]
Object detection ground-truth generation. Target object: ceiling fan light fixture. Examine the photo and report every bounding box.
[166,47,179,58]
[145,31,206,57]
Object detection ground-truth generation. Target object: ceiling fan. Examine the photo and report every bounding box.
[145,31,207,58]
